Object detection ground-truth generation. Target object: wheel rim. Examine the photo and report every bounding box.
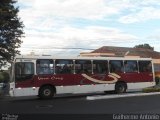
[43,89,51,96]
[119,85,125,92]
[116,83,126,93]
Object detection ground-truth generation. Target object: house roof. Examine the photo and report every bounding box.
[91,46,160,59]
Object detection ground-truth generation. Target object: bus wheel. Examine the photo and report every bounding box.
[115,82,127,94]
[39,86,55,99]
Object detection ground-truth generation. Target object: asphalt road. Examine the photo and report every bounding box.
[0,93,160,120]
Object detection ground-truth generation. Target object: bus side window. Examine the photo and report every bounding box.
[75,60,92,74]
[124,60,138,73]
[139,61,152,72]
[36,59,54,74]
[55,59,73,74]
[24,63,34,74]
[93,60,108,74]
[109,60,123,73]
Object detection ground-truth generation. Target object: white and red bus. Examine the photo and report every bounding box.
[9,55,155,99]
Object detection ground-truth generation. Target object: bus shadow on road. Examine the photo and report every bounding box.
[8,91,116,102]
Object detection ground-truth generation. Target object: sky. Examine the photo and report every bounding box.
[16,0,160,56]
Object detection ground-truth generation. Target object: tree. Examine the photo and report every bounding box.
[0,0,24,69]
[0,71,9,83]
[134,43,154,51]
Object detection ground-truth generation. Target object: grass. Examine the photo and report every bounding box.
[142,78,160,93]
[142,83,160,93]
[142,87,160,93]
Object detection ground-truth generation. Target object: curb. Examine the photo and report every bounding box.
[86,92,160,100]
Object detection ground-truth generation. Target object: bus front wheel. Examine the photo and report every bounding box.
[39,85,55,99]
[115,82,127,94]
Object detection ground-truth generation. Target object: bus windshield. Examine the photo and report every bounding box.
[15,62,34,81]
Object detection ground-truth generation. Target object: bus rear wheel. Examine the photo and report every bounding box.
[39,86,55,99]
[115,82,127,94]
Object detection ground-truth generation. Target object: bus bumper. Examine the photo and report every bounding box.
[9,82,15,97]
[9,89,14,97]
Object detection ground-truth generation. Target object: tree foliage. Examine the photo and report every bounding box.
[134,43,154,51]
[0,0,24,69]
[0,71,9,83]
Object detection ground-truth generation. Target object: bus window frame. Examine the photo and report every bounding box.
[55,59,74,74]
[124,60,138,73]
[36,59,54,75]
[109,60,124,73]
[93,60,108,74]
[138,60,152,73]
[75,60,92,74]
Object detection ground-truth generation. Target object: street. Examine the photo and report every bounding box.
[0,93,160,120]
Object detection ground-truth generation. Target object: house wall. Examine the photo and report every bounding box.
[153,59,160,80]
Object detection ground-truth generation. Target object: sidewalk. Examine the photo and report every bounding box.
[87,91,160,100]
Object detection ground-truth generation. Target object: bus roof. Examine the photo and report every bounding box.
[15,55,152,61]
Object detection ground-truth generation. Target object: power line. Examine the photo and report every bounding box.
[19,47,95,50]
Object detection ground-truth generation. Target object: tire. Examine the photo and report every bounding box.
[115,82,127,94]
[104,91,115,94]
[39,86,55,99]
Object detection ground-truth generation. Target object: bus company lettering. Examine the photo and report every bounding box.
[38,77,49,80]
[51,76,63,80]
[38,76,63,81]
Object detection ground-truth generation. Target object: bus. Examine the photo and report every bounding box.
[9,55,155,99]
